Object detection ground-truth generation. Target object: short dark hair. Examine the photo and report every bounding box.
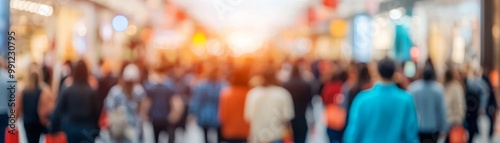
[230,66,250,86]
[422,63,435,80]
[377,58,396,80]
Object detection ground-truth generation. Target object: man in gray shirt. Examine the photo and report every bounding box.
[408,63,447,143]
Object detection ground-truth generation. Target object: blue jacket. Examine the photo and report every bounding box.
[408,80,447,133]
[344,82,419,143]
[189,80,227,127]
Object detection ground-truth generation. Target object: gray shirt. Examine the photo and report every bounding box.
[408,80,448,133]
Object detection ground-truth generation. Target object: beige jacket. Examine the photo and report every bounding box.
[444,80,466,125]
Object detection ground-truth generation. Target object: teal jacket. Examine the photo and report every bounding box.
[343,82,419,143]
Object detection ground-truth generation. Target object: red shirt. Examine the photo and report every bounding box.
[322,81,344,105]
[218,86,251,139]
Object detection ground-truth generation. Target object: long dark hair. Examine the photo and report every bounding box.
[73,60,89,85]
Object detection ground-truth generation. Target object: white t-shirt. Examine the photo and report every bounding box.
[245,85,294,142]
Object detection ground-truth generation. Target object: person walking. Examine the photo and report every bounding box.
[15,63,53,143]
[189,64,227,143]
[464,64,490,143]
[408,62,447,143]
[283,63,313,143]
[345,63,372,114]
[481,68,497,140]
[143,67,183,143]
[443,68,466,143]
[343,58,419,143]
[218,66,252,143]
[105,64,147,143]
[50,60,101,143]
[245,68,294,143]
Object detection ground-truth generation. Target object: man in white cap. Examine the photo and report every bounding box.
[105,64,147,143]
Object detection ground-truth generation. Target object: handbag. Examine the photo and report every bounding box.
[323,93,346,130]
[5,127,19,143]
[449,125,467,143]
[45,132,67,143]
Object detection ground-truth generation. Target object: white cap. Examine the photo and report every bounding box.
[123,64,140,82]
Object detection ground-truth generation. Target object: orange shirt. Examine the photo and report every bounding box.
[218,86,251,139]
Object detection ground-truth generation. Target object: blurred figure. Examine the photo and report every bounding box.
[218,66,252,143]
[408,61,447,143]
[96,59,118,129]
[443,68,466,143]
[345,63,372,117]
[343,58,418,143]
[15,63,53,143]
[166,63,192,134]
[341,61,359,103]
[321,63,347,143]
[143,67,183,143]
[105,64,147,143]
[283,63,313,143]
[50,60,101,143]
[0,57,9,143]
[189,63,227,143]
[481,68,497,139]
[245,69,294,143]
[464,64,490,143]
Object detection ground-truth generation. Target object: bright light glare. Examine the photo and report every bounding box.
[390,8,403,20]
[226,31,262,57]
[112,15,129,32]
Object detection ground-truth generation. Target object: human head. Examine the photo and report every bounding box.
[445,68,455,83]
[422,61,436,80]
[377,57,396,81]
[230,66,251,86]
[73,60,89,84]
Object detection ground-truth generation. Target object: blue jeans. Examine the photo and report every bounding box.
[0,114,8,143]
[326,128,343,143]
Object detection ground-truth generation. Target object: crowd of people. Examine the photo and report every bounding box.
[0,55,498,143]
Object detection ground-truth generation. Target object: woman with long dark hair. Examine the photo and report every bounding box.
[50,60,101,143]
[16,63,52,143]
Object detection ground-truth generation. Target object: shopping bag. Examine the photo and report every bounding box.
[324,104,346,130]
[449,125,467,143]
[45,132,67,143]
[5,127,19,143]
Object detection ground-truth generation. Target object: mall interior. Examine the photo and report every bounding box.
[1,0,500,143]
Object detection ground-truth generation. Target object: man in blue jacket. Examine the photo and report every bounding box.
[343,58,419,143]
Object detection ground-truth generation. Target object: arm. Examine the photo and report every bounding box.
[38,87,55,126]
[218,89,228,124]
[479,79,490,111]
[14,89,23,120]
[404,97,419,143]
[189,85,202,115]
[168,95,185,124]
[436,88,448,133]
[244,89,255,122]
